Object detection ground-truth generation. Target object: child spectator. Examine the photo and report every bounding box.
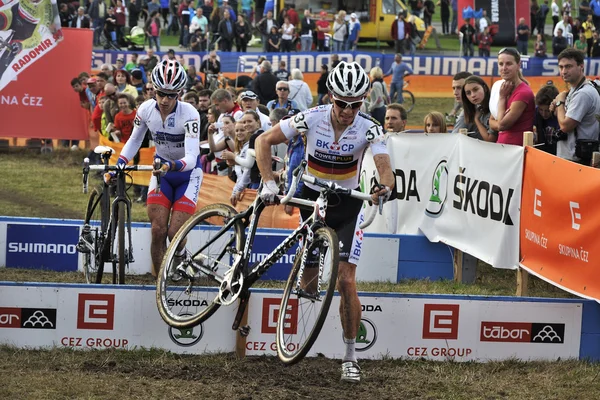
[423,112,447,133]
[477,26,492,57]
[268,25,281,52]
[111,94,137,143]
[533,84,560,155]
[461,75,497,141]
[221,121,252,206]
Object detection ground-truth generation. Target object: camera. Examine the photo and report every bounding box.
[552,130,569,142]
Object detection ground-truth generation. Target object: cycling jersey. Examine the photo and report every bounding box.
[119,99,200,171]
[279,104,388,191]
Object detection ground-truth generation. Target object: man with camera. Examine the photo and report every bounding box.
[550,48,600,165]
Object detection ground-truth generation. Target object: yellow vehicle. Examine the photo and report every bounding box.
[278,0,408,44]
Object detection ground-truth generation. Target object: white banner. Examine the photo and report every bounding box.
[419,135,524,269]
[362,133,460,235]
[0,0,63,92]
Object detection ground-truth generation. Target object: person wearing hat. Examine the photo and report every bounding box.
[130,69,145,95]
[346,12,361,50]
[239,91,272,131]
[116,57,125,70]
[316,11,331,51]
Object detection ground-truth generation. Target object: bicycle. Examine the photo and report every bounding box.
[155,160,379,365]
[402,80,416,113]
[76,145,159,284]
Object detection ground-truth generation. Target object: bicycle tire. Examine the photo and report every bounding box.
[116,201,127,284]
[402,90,415,113]
[277,226,339,365]
[156,203,245,329]
[83,188,106,284]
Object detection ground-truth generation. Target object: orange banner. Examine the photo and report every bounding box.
[0,28,92,139]
[98,134,154,186]
[196,174,300,230]
[520,147,600,301]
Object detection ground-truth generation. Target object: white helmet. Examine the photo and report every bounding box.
[326,61,370,98]
[151,60,187,92]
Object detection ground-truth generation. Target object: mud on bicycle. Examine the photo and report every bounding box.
[155,160,381,364]
[76,145,159,284]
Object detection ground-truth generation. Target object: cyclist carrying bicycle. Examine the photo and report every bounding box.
[255,61,395,383]
[115,59,202,278]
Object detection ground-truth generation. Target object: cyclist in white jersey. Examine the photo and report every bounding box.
[255,62,395,383]
[117,60,202,277]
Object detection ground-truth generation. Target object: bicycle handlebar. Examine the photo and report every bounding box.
[81,158,156,194]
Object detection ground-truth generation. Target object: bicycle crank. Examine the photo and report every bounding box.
[218,266,244,306]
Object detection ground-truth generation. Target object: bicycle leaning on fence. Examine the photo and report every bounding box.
[155,160,381,365]
[76,146,159,284]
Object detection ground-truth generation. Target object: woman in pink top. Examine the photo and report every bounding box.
[490,47,535,145]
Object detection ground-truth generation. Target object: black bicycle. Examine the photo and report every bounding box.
[77,146,158,284]
[155,160,379,364]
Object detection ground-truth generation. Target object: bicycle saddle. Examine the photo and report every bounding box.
[94,145,115,155]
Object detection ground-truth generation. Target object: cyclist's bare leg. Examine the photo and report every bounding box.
[337,261,361,358]
[147,204,170,277]
[167,210,194,252]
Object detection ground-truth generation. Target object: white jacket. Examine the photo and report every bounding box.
[287,79,313,110]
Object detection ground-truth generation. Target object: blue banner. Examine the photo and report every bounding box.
[6,224,79,271]
[93,50,600,77]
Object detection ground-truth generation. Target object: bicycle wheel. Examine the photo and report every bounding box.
[402,90,415,113]
[82,188,107,284]
[114,201,128,284]
[156,203,245,329]
[277,226,339,365]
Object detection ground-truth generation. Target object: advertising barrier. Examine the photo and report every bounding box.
[0,283,592,362]
[520,147,600,301]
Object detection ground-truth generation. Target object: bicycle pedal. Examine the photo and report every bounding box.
[238,325,251,337]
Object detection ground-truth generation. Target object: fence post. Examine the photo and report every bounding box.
[452,128,477,283]
[516,131,534,296]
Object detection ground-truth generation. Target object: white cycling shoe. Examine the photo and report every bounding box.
[341,361,361,383]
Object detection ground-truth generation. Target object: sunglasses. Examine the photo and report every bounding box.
[498,47,520,58]
[156,90,179,99]
[277,87,289,91]
[331,95,364,110]
[145,86,155,91]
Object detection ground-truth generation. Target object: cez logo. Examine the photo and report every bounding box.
[77,293,115,330]
[422,304,460,340]
[315,139,354,152]
[261,298,298,334]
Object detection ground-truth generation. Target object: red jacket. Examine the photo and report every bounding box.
[391,19,411,40]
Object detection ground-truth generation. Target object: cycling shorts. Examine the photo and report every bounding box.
[147,167,203,214]
[299,185,366,265]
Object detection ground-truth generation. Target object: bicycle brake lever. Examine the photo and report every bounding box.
[83,158,90,194]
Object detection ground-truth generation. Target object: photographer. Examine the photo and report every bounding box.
[550,49,600,165]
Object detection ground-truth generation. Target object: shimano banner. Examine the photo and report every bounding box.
[92,51,600,77]
[6,224,79,271]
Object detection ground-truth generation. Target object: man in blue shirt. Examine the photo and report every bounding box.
[384,53,413,104]
[346,13,361,50]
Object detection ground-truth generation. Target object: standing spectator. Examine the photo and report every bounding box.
[477,26,492,57]
[280,16,295,52]
[235,14,251,52]
[553,28,569,54]
[114,0,126,45]
[145,49,159,72]
[253,61,279,105]
[451,0,458,34]
[591,0,600,31]
[218,9,235,52]
[451,71,474,133]
[300,9,315,52]
[190,8,208,38]
[87,0,107,46]
[239,90,272,131]
[184,66,203,92]
[129,0,142,30]
[490,48,535,146]
[384,53,413,104]
[114,70,138,98]
[275,60,290,81]
[574,32,588,53]
[552,0,561,31]
[537,0,550,35]
[582,14,595,56]
[130,69,145,95]
[125,54,139,71]
[346,13,361,50]
[59,4,73,28]
[178,0,191,48]
[317,65,329,105]
[331,54,341,69]
[535,33,548,57]
[424,0,435,27]
[332,11,347,52]
[531,0,540,34]
[209,6,221,48]
[459,18,476,57]
[267,25,281,52]
[266,81,299,110]
[111,94,137,143]
[219,0,237,21]
[241,0,252,20]
[201,0,213,24]
[287,69,313,110]
[367,67,388,126]
[438,0,450,34]
[534,84,560,155]
[258,11,277,52]
[592,30,600,56]
[316,11,331,51]
[287,4,299,26]
[551,48,600,164]
[384,104,408,134]
[391,11,410,55]
[145,11,162,51]
[71,7,91,28]
[517,17,531,55]
[160,0,169,25]
[460,76,497,142]
[423,112,447,133]
[554,12,572,38]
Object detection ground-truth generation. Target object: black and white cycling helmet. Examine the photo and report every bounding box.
[326,61,370,98]
[151,59,187,92]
